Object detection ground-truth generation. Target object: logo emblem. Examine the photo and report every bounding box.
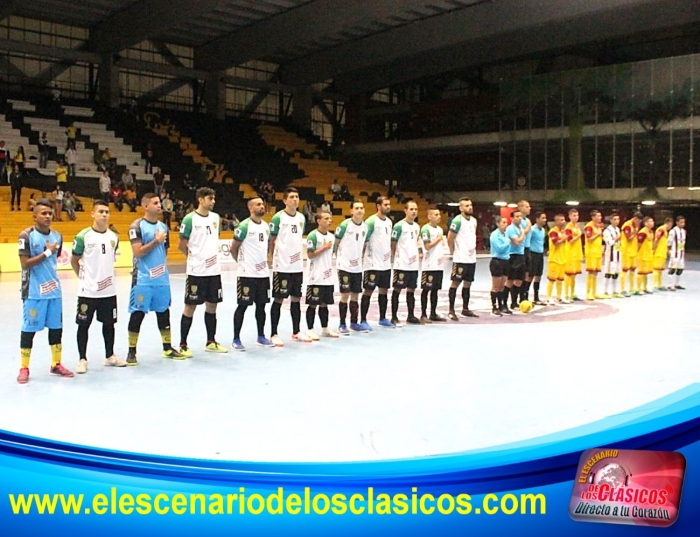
[399,273,404,280]
[80,304,88,313]
[137,294,144,303]
[343,276,349,283]
[428,275,433,282]
[243,286,250,294]
[369,274,376,281]
[313,287,319,295]
[281,279,288,287]
[191,285,198,293]
[458,267,464,274]
[29,308,37,318]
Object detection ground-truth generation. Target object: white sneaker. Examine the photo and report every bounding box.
[321,328,340,338]
[560,298,573,304]
[547,298,557,306]
[76,358,88,374]
[306,330,320,341]
[270,335,284,347]
[104,355,128,367]
[292,332,313,343]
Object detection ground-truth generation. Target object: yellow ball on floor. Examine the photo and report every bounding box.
[519,300,533,313]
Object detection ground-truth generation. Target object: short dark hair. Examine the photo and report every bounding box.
[93,199,110,209]
[459,197,471,204]
[351,200,364,210]
[427,205,440,214]
[554,213,566,220]
[609,212,620,219]
[141,193,158,205]
[247,196,263,208]
[196,187,215,200]
[315,211,331,223]
[676,215,686,223]
[590,210,601,218]
[568,208,579,215]
[642,216,654,225]
[510,210,522,219]
[664,217,674,225]
[283,187,299,200]
[535,211,547,220]
[375,195,389,206]
[404,200,417,209]
[633,211,644,219]
[35,198,53,210]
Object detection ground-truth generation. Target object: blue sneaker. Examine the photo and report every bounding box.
[256,336,275,347]
[350,322,366,333]
[378,318,396,328]
[231,339,246,352]
[358,321,373,332]
[338,324,351,336]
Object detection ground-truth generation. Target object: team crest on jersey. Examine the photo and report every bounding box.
[313,287,319,295]
[281,279,288,287]
[212,221,217,229]
[18,238,25,250]
[80,304,88,313]
[111,240,116,248]
[343,275,349,283]
[458,267,464,274]
[191,285,198,293]
[369,274,376,281]
[137,294,144,304]
[398,273,404,280]
[428,275,434,282]
[243,286,250,294]
[29,308,37,318]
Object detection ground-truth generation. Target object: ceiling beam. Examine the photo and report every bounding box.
[195,0,439,71]
[281,0,684,88]
[89,0,220,53]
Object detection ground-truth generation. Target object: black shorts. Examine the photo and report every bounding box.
[363,269,391,291]
[185,275,223,305]
[451,262,476,283]
[508,253,526,281]
[237,277,270,305]
[306,285,335,306]
[524,247,532,275]
[489,258,510,278]
[76,296,117,325]
[530,252,544,277]
[421,270,444,290]
[273,271,303,299]
[393,269,418,290]
[338,270,363,294]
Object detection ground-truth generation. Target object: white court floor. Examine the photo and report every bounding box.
[0,260,698,463]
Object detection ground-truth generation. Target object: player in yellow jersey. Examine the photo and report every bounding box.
[563,208,583,302]
[546,214,568,305]
[653,217,673,290]
[636,216,655,293]
[620,211,643,297]
[584,210,604,300]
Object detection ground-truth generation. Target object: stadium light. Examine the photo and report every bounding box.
[493,201,507,207]
[565,200,579,206]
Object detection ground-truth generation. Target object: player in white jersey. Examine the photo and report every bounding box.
[420,207,446,323]
[390,200,422,325]
[268,187,308,346]
[305,210,338,339]
[177,187,227,356]
[333,200,367,335]
[602,213,622,298]
[447,197,479,320]
[668,215,687,291]
[71,200,126,373]
[361,196,394,330]
[230,197,273,351]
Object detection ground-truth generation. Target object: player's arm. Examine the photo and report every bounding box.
[178,236,189,257]
[229,220,247,260]
[129,224,166,259]
[306,233,328,259]
[70,231,85,276]
[178,214,192,256]
[549,230,564,245]
[653,229,665,253]
[390,223,401,260]
[18,231,60,270]
[333,221,347,255]
[268,213,280,256]
[509,226,525,246]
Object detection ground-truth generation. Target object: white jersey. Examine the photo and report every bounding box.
[335,218,367,273]
[306,229,335,285]
[180,211,221,276]
[234,218,269,278]
[449,214,478,263]
[420,224,444,271]
[392,219,421,271]
[72,227,119,298]
[668,226,686,269]
[363,214,393,271]
[270,210,306,273]
[603,225,621,274]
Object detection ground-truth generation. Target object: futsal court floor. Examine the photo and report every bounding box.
[0,258,698,463]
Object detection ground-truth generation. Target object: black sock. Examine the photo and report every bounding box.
[319,306,329,328]
[255,303,266,337]
[378,293,388,319]
[77,324,89,360]
[462,287,471,311]
[339,302,348,325]
[490,291,498,308]
[204,312,216,343]
[233,304,247,340]
[291,301,301,334]
[406,291,415,317]
[533,281,540,301]
[128,311,145,352]
[103,322,115,358]
[520,281,531,302]
[420,288,429,317]
[500,290,508,308]
[306,306,316,330]
[180,314,193,346]
[360,294,371,322]
[349,300,359,324]
[270,301,282,336]
[391,289,400,319]
[430,288,439,316]
[511,285,520,305]
[448,287,457,311]
[156,310,172,351]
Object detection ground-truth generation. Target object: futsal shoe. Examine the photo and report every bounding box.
[612,292,625,298]
[231,339,246,351]
[256,336,275,347]
[105,355,128,367]
[126,350,138,366]
[419,316,432,324]
[17,367,29,384]
[406,316,422,324]
[162,348,186,360]
[321,328,340,338]
[447,312,459,321]
[572,295,582,301]
[50,363,75,378]
[500,306,513,315]
[292,332,313,343]
[656,287,667,291]
[429,314,447,322]
[178,345,194,358]
[358,321,374,332]
[76,358,88,374]
[338,324,351,336]
[390,318,405,328]
[306,330,320,341]
[677,285,686,290]
[205,342,228,353]
[270,335,285,347]
[668,287,677,292]
[599,293,611,300]
[378,318,396,328]
[491,308,503,316]
[586,294,595,301]
[560,298,573,304]
[461,309,479,318]
[533,300,546,306]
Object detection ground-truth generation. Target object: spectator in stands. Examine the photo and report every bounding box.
[144,144,153,174]
[63,191,77,221]
[121,168,134,190]
[73,194,84,212]
[153,167,165,197]
[330,179,341,197]
[340,183,351,201]
[65,123,77,150]
[27,192,36,211]
[14,146,25,173]
[65,142,77,180]
[262,181,275,204]
[109,182,124,212]
[183,173,195,190]
[303,200,316,223]
[39,132,50,169]
[99,169,111,203]
[321,200,332,214]
[53,185,64,221]
[482,222,491,250]
[100,147,114,172]
[162,192,173,230]
[124,185,138,212]
[9,163,22,211]
[0,141,8,185]
[52,84,61,103]
[55,160,68,192]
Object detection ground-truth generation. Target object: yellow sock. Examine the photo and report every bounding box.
[592,276,598,296]
[556,280,563,299]
[571,275,577,298]
[160,329,171,346]
[547,280,554,299]
[655,271,662,288]
[128,331,139,348]
[21,348,31,368]
[620,272,627,292]
[50,343,62,367]
[630,271,637,292]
